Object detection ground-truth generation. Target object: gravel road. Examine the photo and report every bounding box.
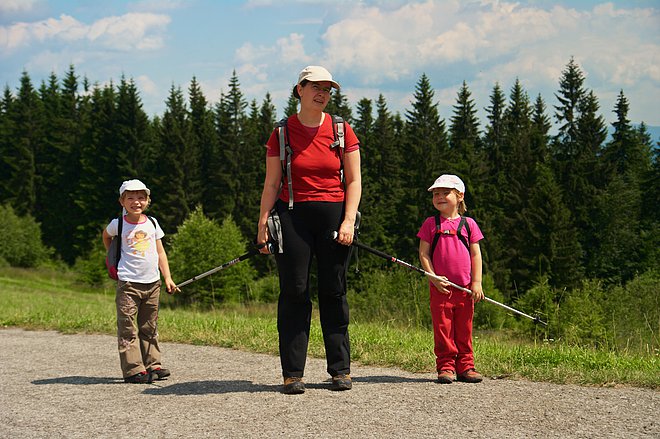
[0,328,657,438]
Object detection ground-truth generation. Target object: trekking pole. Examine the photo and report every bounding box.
[177,242,273,288]
[331,232,547,326]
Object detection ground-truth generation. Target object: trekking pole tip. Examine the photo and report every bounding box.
[534,316,548,326]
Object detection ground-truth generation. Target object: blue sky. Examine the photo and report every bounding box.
[1,0,659,131]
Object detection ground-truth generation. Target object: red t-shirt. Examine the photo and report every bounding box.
[266,113,359,203]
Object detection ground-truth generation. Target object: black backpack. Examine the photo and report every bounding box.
[429,215,471,258]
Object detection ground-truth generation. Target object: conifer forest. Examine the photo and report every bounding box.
[1,58,658,306]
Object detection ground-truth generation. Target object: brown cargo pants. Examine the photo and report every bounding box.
[115,280,162,378]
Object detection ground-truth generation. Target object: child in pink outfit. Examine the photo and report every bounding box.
[417,174,485,384]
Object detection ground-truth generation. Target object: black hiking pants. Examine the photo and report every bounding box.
[273,199,351,378]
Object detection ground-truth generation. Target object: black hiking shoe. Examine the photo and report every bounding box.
[282,377,305,395]
[150,367,171,381]
[124,371,152,384]
[330,374,352,391]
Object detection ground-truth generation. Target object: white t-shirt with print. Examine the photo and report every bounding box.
[106,215,164,283]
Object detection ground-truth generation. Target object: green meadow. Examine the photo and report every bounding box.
[1,267,657,389]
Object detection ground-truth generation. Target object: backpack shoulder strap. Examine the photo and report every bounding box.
[429,215,471,257]
[331,115,345,151]
[456,216,471,253]
[430,214,442,258]
[147,216,157,230]
[114,215,123,267]
[276,117,294,210]
[330,115,346,184]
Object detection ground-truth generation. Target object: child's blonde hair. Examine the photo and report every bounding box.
[455,189,467,215]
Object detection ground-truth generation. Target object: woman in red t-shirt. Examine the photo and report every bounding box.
[256,66,361,395]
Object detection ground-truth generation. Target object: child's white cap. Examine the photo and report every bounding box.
[428,174,465,193]
[119,179,150,196]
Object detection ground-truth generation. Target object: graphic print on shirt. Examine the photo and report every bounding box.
[127,229,152,257]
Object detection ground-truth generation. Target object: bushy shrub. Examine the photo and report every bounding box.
[473,275,510,329]
[0,205,52,267]
[249,273,280,303]
[167,207,257,307]
[514,277,556,337]
[556,279,609,348]
[73,237,109,286]
[350,267,430,327]
[603,269,659,353]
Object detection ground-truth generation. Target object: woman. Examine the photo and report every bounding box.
[256,66,361,395]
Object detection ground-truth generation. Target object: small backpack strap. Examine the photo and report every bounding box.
[148,216,157,229]
[276,118,294,210]
[430,215,471,257]
[430,214,442,258]
[331,115,345,183]
[456,216,471,253]
[115,215,123,268]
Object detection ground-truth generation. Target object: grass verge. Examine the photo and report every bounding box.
[1,267,658,389]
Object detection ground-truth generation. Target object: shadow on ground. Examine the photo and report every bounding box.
[30,373,432,394]
[32,376,123,385]
[142,374,432,395]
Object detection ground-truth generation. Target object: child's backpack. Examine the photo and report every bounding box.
[430,215,472,258]
[105,216,123,280]
[105,215,157,280]
[276,114,346,210]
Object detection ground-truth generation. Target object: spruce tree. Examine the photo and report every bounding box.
[152,85,191,231]
[369,95,405,257]
[76,83,120,247]
[37,68,82,262]
[592,92,652,282]
[552,58,601,276]
[115,76,153,179]
[531,94,551,164]
[0,87,16,203]
[283,91,298,118]
[188,76,215,210]
[449,81,485,221]
[325,87,353,123]
[6,71,41,216]
[399,74,449,260]
[518,162,584,292]
[208,71,247,222]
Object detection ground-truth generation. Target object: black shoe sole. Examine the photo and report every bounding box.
[282,382,305,395]
[124,374,152,384]
[150,370,171,380]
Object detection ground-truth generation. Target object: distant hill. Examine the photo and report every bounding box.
[643,125,660,145]
[606,124,659,146]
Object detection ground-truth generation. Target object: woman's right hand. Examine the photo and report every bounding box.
[257,223,271,254]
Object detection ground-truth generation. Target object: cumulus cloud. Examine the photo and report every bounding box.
[315,0,658,123]
[136,74,159,97]
[0,12,171,54]
[0,0,40,15]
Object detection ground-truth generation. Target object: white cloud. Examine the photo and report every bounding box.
[0,0,40,14]
[0,12,171,54]
[136,74,159,97]
[128,0,189,12]
[315,0,659,124]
